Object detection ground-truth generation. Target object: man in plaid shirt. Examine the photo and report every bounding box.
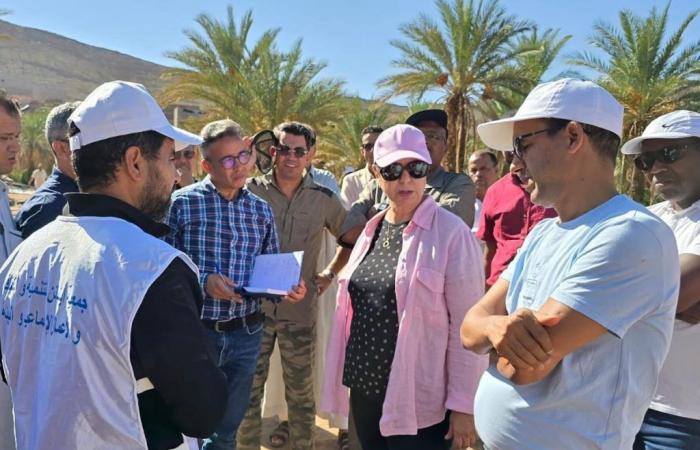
[165,119,305,450]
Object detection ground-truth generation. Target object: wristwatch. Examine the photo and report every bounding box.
[321,269,337,281]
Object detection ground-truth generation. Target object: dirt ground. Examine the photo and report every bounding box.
[259,416,340,450]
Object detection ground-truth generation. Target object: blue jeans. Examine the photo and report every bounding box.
[202,320,264,450]
[634,408,700,450]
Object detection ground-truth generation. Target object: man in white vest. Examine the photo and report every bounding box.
[0,93,24,450]
[0,80,228,450]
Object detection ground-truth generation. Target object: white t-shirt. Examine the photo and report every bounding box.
[648,199,700,420]
[472,198,482,234]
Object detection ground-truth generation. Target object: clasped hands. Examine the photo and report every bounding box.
[486,308,561,384]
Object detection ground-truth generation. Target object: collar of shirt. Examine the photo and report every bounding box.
[66,193,170,238]
[657,198,700,217]
[200,175,251,201]
[425,166,445,190]
[259,170,317,193]
[48,167,79,192]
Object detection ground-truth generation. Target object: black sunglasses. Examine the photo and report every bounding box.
[276,145,309,158]
[512,125,565,159]
[361,143,374,151]
[378,160,430,181]
[634,144,694,171]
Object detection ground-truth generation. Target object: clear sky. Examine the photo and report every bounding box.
[3,0,699,103]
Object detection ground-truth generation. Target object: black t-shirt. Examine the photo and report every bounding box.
[343,218,406,398]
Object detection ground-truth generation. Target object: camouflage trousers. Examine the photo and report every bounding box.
[237,316,316,450]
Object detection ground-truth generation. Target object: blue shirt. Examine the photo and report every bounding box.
[164,176,280,321]
[474,195,680,450]
[15,167,78,238]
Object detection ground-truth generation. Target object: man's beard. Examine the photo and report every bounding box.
[138,165,172,222]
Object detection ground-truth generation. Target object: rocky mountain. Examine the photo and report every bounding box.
[0,19,166,103]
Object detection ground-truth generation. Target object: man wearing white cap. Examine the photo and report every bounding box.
[0,81,228,450]
[461,78,680,449]
[621,110,700,449]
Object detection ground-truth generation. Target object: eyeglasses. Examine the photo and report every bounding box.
[276,145,310,158]
[217,150,252,169]
[175,148,196,160]
[422,131,446,142]
[378,160,430,181]
[361,143,374,151]
[512,127,564,160]
[634,144,695,171]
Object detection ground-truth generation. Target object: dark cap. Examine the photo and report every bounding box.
[405,109,448,129]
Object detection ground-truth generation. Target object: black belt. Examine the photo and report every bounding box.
[203,311,265,333]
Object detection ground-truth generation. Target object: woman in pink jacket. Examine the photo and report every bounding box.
[321,124,488,450]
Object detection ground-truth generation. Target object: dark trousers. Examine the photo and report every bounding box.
[634,408,700,450]
[350,389,451,450]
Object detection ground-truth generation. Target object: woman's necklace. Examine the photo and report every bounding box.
[382,220,405,249]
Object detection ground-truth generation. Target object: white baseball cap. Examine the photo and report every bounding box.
[621,110,700,155]
[68,81,202,151]
[477,78,624,151]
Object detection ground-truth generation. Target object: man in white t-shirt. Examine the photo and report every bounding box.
[461,79,680,450]
[622,110,700,449]
[467,150,499,234]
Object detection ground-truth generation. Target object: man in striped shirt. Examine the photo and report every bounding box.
[165,119,305,450]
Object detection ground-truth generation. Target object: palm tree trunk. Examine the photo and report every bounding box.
[455,94,468,173]
[445,93,460,171]
[630,165,648,203]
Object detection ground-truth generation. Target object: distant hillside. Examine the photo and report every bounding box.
[0,19,167,102]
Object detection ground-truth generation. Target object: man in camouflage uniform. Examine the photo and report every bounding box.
[238,122,347,450]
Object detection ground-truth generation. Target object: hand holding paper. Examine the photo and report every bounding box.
[282,279,306,304]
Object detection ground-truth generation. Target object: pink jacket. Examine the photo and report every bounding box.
[321,196,488,436]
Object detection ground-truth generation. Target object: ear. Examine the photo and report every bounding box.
[201,158,212,174]
[51,140,69,160]
[566,122,586,154]
[122,146,144,181]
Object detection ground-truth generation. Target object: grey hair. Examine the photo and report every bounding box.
[200,119,243,158]
[45,101,81,144]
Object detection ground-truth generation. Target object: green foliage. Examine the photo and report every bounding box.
[569,1,700,201]
[10,107,53,184]
[160,5,346,137]
[377,0,567,171]
[317,99,393,172]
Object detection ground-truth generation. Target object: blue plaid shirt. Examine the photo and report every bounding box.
[164,176,280,321]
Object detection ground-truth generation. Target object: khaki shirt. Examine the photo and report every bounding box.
[247,172,347,326]
[340,167,475,235]
[339,167,374,208]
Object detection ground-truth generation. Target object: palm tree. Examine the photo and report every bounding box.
[569,2,700,202]
[317,99,393,172]
[377,0,534,172]
[160,5,346,135]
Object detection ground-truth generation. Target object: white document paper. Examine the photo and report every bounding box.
[244,251,304,296]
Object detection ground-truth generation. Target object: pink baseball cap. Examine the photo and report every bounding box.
[373,124,432,168]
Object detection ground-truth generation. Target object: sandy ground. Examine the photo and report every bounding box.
[259,416,340,450]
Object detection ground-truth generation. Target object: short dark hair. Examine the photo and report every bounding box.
[544,118,620,163]
[0,93,21,118]
[361,126,384,136]
[273,122,315,148]
[199,119,243,159]
[70,123,166,191]
[470,150,498,167]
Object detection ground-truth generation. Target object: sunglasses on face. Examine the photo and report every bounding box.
[276,145,309,158]
[512,127,562,160]
[217,150,252,169]
[378,160,430,181]
[634,144,694,171]
[175,149,196,160]
[361,143,374,151]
